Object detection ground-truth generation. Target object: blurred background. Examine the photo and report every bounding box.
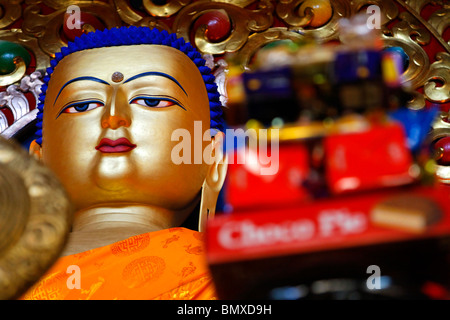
[0,0,449,300]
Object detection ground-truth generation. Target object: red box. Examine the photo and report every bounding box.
[207,185,450,265]
[225,142,311,211]
[324,123,415,194]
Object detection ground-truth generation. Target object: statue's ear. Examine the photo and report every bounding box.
[29,140,42,161]
[198,131,227,232]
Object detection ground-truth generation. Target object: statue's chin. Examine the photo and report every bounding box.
[93,156,134,191]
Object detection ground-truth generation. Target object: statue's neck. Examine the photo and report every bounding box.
[72,205,176,232]
[62,202,198,256]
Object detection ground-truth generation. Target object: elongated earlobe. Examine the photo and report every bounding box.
[199,132,227,232]
[29,140,42,161]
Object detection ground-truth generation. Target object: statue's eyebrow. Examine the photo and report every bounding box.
[123,72,187,96]
[53,76,110,105]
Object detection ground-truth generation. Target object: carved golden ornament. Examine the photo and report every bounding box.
[233,27,306,69]
[429,111,450,184]
[380,4,449,109]
[276,0,314,27]
[213,0,258,8]
[131,16,172,32]
[285,0,352,43]
[428,7,449,46]
[430,113,450,147]
[110,0,144,25]
[0,0,22,29]
[350,0,399,25]
[0,57,26,87]
[382,12,431,90]
[0,137,73,300]
[110,0,168,30]
[111,0,192,24]
[407,91,428,111]
[0,29,50,86]
[142,0,192,18]
[39,0,94,10]
[404,0,448,43]
[396,0,449,107]
[424,52,449,103]
[21,2,122,57]
[404,0,434,12]
[400,0,449,52]
[276,0,333,28]
[173,0,274,55]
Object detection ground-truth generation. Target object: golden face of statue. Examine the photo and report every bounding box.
[39,45,212,217]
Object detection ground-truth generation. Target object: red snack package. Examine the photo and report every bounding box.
[226,142,311,211]
[324,123,415,194]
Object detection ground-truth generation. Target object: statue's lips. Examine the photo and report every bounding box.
[95,138,136,153]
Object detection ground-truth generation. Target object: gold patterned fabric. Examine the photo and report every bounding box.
[20,228,217,300]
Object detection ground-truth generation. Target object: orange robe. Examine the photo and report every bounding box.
[21,227,217,300]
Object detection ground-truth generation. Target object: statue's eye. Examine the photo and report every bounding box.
[63,101,103,113]
[130,97,177,108]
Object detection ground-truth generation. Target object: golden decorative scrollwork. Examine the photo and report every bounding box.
[143,0,192,18]
[233,27,306,69]
[424,52,450,103]
[0,57,26,87]
[110,0,144,25]
[399,0,449,52]
[41,0,95,10]
[214,0,258,8]
[173,0,274,55]
[404,0,430,12]
[0,29,50,86]
[407,91,427,111]
[285,0,352,43]
[0,0,22,29]
[112,1,171,32]
[276,0,315,28]
[132,16,172,32]
[428,6,450,46]
[382,12,431,91]
[22,2,122,57]
[111,0,193,23]
[350,0,399,25]
[0,137,73,300]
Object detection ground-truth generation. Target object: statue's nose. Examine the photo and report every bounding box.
[101,91,131,129]
[101,114,130,129]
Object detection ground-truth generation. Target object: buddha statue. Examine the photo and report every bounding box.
[21,26,227,299]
